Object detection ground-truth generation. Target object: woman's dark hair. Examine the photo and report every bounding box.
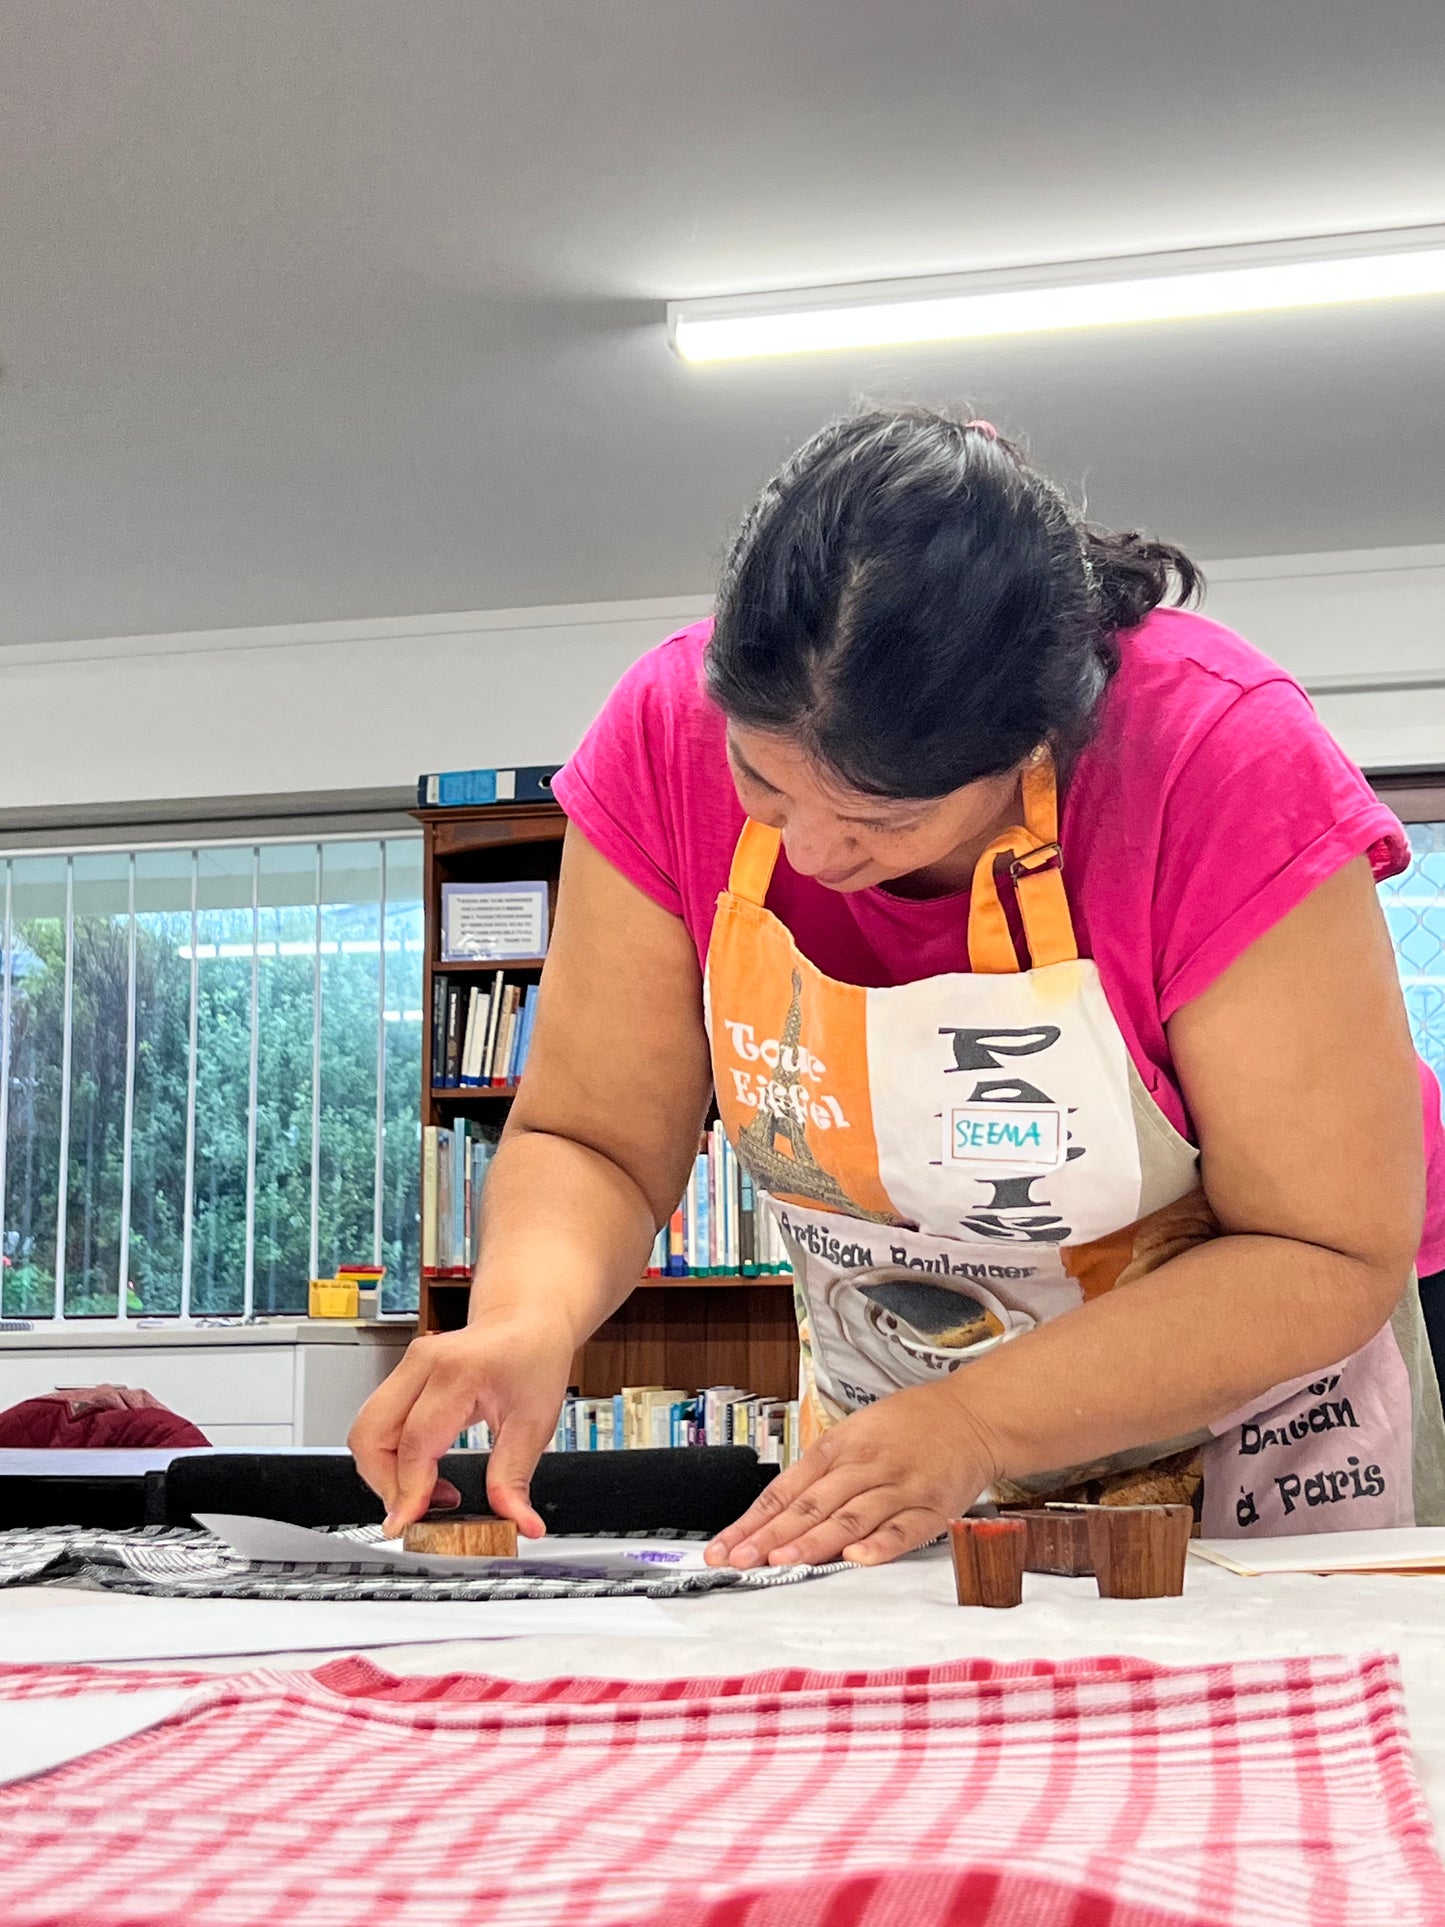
[706,405,1202,800]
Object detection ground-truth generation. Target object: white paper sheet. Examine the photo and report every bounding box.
[1,1690,194,1786]
[0,1591,685,1663]
[197,1513,650,1579]
[536,1537,712,1570]
[1191,1525,1445,1577]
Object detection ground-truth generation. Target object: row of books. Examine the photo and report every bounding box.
[421,1121,501,1271]
[421,1119,793,1282]
[430,970,538,1089]
[645,1123,793,1277]
[457,1385,802,1467]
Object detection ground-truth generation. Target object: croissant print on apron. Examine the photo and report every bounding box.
[704,754,1434,1536]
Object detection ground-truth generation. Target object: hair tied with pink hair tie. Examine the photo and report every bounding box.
[965,418,999,441]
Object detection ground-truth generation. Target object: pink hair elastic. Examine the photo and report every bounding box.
[965,419,999,440]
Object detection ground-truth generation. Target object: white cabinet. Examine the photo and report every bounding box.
[0,1322,413,1446]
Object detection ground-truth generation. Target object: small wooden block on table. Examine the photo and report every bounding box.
[1010,1508,1095,1577]
[1086,1504,1192,1598]
[402,1514,519,1558]
[949,1516,1028,1608]
[983,1503,1195,1599]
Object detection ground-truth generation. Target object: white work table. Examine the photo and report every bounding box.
[7,1547,1445,1839]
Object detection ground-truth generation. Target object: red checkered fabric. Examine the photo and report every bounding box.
[0,1661,220,1698]
[0,1649,1439,1927]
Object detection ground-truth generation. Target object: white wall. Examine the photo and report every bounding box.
[1203,546,1445,773]
[2,546,1442,815]
[0,594,711,814]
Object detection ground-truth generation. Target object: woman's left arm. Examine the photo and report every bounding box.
[707,855,1423,1568]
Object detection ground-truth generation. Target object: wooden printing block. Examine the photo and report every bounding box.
[1086,1504,1193,1599]
[948,1516,1028,1608]
[402,1513,519,1558]
[1010,1508,1095,1577]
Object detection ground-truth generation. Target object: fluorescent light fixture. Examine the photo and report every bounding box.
[668,226,1445,362]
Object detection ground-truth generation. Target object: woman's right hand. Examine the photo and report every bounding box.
[348,1305,577,1538]
[351,829,716,1540]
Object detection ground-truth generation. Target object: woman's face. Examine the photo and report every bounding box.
[726,725,1026,894]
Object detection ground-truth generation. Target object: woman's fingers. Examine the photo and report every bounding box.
[351,1325,572,1539]
[485,1401,558,1539]
[754,1484,914,1568]
[840,1508,946,1566]
[703,1444,840,1564]
[386,1375,483,1535]
[705,1382,995,1572]
[709,1462,942,1569]
[709,1460,886,1569]
[348,1342,440,1516]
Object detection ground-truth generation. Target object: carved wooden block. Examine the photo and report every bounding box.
[1087,1504,1192,1599]
[1011,1508,1095,1577]
[402,1513,519,1559]
[948,1516,1027,1608]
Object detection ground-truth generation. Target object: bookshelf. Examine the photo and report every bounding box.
[414,802,801,1401]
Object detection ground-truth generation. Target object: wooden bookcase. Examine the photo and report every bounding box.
[414,803,800,1401]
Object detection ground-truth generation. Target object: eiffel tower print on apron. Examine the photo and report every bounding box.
[733,967,892,1222]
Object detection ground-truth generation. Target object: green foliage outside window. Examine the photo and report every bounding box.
[2,839,422,1320]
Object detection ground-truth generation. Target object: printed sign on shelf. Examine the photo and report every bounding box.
[440,881,548,961]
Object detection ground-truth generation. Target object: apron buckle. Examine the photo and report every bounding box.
[1008,841,1062,881]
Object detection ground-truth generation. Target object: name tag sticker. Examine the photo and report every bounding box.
[946,1105,1065,1170]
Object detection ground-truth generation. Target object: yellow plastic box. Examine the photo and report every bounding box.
[309,1279,359,1319]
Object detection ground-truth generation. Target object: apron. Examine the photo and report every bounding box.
[705,755,1445,1536]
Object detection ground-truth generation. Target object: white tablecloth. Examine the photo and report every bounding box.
[12,1547,1445,1838]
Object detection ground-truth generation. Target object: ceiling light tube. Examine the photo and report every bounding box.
[668,226,1445,362]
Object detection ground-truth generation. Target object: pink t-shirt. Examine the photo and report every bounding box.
[553,608,1445,1274]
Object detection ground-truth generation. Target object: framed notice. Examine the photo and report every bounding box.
[441,880,549,961]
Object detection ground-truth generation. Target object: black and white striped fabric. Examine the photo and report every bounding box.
[0,1523,845,1602]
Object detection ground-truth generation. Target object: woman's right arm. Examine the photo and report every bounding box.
[348,825,714,1535]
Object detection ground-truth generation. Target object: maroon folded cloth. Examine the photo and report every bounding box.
[0,1388,208,1450]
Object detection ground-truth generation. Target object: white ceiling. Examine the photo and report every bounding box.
[1,0,1443,645]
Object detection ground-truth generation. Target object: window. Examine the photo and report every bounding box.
[0,835,423,1320]
[1374,781,1445,1094]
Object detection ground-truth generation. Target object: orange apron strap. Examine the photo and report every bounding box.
[966,830,1027,974]
[1022,753,1059,844]
[728,819,783,905]
[966,753,1078,973]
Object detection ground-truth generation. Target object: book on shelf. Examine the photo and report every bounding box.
[418,764,561,808]
[443,981,465,1086]
[457,1384,801,1467]
[432,970,540,1089]
[643,1124,792,1278]
[421,1120,503,1271]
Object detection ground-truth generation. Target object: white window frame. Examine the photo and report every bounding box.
[0,828,422,1326]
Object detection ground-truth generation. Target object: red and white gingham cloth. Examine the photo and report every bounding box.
[0,1649,1441,1927]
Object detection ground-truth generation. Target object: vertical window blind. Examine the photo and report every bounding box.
[1380,818,1445,1093]
[0,835,423,1321]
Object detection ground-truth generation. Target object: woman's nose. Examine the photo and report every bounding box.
[781,818,859,882]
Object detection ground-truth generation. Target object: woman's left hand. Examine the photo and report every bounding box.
[704,1379,1000,1569]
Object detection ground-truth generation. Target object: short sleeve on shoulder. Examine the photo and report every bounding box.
[1154,677,1408,1022]
[551,630,707,921]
